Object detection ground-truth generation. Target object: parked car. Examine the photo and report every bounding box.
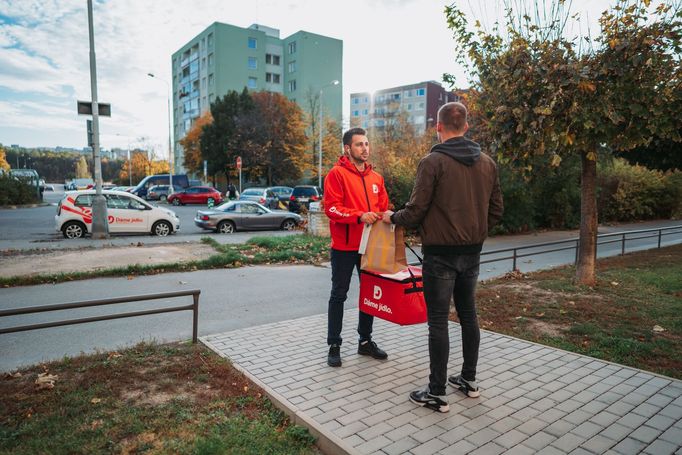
[167,186,223,206]
[146,185,177,202]
[111,186,134,192]
[55,189,180,238]
[289,185,323,213]
[268,186,293,207]
[238,187,279,209]
[194,200,302,234]
[130,174,190,199]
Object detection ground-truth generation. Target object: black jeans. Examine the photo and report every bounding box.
[327,249,374,346]
[422,253,480,395]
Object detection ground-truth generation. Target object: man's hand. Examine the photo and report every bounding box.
[360,212,380,224]
[381,210,394,224]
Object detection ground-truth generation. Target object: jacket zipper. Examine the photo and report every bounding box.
[360,175,371,212]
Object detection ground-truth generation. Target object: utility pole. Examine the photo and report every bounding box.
[87,0,108,238]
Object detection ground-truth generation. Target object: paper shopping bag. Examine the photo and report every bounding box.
[358,222,408,274]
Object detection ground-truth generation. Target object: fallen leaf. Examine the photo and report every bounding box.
[535,312,545,317]
[91,398,102,404]
[610,281,619,286]
[35,373,58,390]
[560,309,567,314]
[90,419,103,430]
[243,386,248,392]
[515,316,523,320]
[568,301,575,305]
[653,325,666,333]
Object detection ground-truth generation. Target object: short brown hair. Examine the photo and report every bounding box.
[437,102,468,133]
[343,127,366,147]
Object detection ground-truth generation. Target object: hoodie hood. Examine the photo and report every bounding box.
[335,155,373,176]
[431,136,481,166]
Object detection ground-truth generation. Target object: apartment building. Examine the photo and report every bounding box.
[350,81,459,133]
[171,22,342,172]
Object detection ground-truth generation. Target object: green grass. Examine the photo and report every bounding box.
[478,244,682,379]
[0,342,318,455]
[0,235,331,288]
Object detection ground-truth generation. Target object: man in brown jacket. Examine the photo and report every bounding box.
[382,101,503,412]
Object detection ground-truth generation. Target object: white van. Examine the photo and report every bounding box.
[55,190,180,238]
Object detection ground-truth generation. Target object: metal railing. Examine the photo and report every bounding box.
[0,289,201,343]
[480,225,682,271]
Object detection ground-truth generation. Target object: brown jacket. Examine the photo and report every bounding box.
[391,136,503,254]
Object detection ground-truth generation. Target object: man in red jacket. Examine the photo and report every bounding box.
[323,127,390,367]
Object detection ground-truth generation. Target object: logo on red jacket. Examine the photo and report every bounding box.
[372,184,379,194]
[373,285,382,300]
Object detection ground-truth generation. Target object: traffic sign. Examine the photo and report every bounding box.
[236,156,242,170]
[77,100,111,116]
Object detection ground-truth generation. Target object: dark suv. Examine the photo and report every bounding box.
[288,185,323,213]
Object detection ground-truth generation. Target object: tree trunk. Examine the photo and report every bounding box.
[576,151,598,286]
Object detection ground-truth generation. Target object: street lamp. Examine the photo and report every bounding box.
[147,72,174,191]
[318,79,340,188]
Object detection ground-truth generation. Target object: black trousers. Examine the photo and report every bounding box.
[327,249,374,345]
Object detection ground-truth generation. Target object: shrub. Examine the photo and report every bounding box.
[0,174,39,205]
[598,158,676,222]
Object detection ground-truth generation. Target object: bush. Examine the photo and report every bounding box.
[598,158,677,222]
[0,174,39,205]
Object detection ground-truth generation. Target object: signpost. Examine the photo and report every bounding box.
[236,156,242,194]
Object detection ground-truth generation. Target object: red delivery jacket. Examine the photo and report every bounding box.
[324,155,389,251]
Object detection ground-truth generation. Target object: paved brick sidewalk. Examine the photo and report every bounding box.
[202,310,682,455]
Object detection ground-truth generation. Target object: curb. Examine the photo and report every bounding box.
[0,202,51,210]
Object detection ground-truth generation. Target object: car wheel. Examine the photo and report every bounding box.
[281,219,297,231]
[160,195,167,202]
[62,221,86,239]
[152,220,172,236]
[217,220,235,234]
[172,198,181,206]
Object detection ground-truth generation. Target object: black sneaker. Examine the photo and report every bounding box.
[448,374,480,398]
[409,385,449,413]
[357,340,388,360]
[327,344,341,367]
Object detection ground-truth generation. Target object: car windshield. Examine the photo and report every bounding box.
[216,202,237,212]
[241,189,263,196]
[293,187,318,197]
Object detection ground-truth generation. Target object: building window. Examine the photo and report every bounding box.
[273,55,280,65]
[273,73,280,84]
[288,41,296,54]
[353,110,359,117]
[207,33,213,48]
[248,37,257,49]
[391,93,400,100]
[266,72,272,83]
[288,61,296,73]
[201,57,206,69]
[208,74,214,86]
[407,104,412,111]
[418,102,425,109]
[209,93,214,103]
[208,53,214,67]
[363,109,368,115]
[248,77,257,88]
[289,80,296,92]
[266,53,272,64]
[405,90,412,97]
[417,88,425,96]
[202,77,206,89]
[353,98,359,104]
[248,57,257,69]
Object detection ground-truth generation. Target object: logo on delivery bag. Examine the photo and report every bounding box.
[373,285,382,300]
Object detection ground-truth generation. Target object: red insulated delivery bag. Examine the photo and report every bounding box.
[359,266,427,325]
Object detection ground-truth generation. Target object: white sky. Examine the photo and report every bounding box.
[0,0,616,156]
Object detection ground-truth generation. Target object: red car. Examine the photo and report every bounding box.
[168,186,223,206]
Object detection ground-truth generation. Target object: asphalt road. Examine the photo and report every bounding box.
[1,191,681,372]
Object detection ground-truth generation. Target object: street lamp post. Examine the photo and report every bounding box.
[318,80,340,188]
[147,73,174,191]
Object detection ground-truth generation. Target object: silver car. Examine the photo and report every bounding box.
[194,200,302,234]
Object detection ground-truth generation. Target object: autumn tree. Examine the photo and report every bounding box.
[179,111,213,175]
[75,156,91,179]
[0,145,10,172]
[251,91,308,185]
[201,89,256,183]
[445,0,682,285]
